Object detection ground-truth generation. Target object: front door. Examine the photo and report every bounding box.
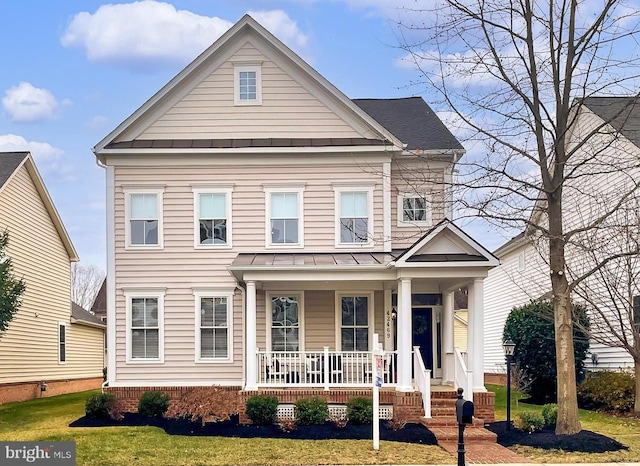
[412,307,433,374]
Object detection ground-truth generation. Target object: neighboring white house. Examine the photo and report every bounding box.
[0,152,106,403]
[484,97,640,377]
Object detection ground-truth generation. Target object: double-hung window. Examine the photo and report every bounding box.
[125,289,165,363]
[124,187,164,249]
[339,295,371,351]
[193,186,233,248]
[195,290,233,362]
[269,295,302,352]
[264,186,304,247]
[234,64,262,105]
[58,322,66,364]
[334,184,374,246]
[398,191,432,227]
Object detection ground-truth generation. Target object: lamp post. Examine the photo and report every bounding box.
[503,340,516,431]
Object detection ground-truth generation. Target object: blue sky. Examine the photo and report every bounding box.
[0,0,496,271]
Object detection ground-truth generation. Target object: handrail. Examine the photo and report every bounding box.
[454,347,473,401]
[412,346,431,418]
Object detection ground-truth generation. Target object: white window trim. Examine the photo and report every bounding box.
[263,186,305,249]
[266,292,305,352]
[125,289,165,364]
[518,250,526,271]
[194,290,234,364]
[192,186,233,249]
[334,292,374,351]
[234,64,262,106]
[333,185,375,248]
[397,191,433,228]
[124,187,164,250]
[58,322,67,364]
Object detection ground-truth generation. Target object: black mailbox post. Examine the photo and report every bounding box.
[455,388,474,466]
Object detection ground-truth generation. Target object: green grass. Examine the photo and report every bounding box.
[488,384,640,463]
[3,387,639,464]
[0,390,452,466]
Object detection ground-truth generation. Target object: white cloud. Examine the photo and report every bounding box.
[61,1,309,71]
[85,115,110,131]
[0,134,76,182]
[2,82,63,123]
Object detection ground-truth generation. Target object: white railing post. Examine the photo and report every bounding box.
[413,346,431,418]
[323,346,330,390]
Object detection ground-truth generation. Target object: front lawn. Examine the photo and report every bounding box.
[0,390,452,466]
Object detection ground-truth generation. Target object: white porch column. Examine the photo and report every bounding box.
[396,278,413,391]
[468,278,486,392]
[245,280,258,390]
[442,291,454,385]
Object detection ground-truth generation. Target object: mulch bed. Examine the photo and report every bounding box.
[487,421,629,453]
[70,414,438,444]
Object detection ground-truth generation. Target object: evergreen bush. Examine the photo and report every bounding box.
[85,393,116,419]
[246,395,279,425]
[294,397,328,425]
[578,370,635,413]
[503,299,590,402]
[346,397,373,424]
[138,391,170,418]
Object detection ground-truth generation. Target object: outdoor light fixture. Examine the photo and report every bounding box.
[40,381,48,392]
[391,306,397,320]
[503,340,516,430]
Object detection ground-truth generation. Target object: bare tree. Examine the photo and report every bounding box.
[396,0,640,433]
[71,263,105,310]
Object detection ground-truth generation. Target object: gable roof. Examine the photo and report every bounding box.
[352,97,464,152]
[71,302,106,329]
[0,152,79,261]
[94,14,405,157]
[0,152,28,190]
[393,218,499,267]
[582,96,640,148]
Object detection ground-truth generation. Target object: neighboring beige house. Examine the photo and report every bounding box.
[484,97,640,378]
[0,152,106,403]
[95,15,499,423]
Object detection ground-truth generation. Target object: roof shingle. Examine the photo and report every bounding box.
[0,152,28,190]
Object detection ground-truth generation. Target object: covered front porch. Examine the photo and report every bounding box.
[230,221,499,416]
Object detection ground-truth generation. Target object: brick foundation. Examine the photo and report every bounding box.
[103,385,495,424]
[0,377,104,405]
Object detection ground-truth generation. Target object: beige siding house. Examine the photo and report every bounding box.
[95,15,499,422]
[483,97,640,378]
[0,152,105,403]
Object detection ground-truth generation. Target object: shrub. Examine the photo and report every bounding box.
[515,411,545,433]
[346,397,373,424]
[138,391,170,418]
[578,370,635,414]
[541,404,557,427]
[294,397,328,425]
[277,419,297,432]
[503,299,590,403]
[166,387,238,426]
[246,395,279,426]
[85,393,116,419]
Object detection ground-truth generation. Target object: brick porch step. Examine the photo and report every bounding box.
[426,425,498,443]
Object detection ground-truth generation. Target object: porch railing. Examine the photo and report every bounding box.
[454,347,473,401]
[257,347,397,389]
[412,346,431,418]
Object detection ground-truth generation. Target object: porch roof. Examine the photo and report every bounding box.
[230,252,393,269]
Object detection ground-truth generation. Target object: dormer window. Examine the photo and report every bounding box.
[234,64,262,105]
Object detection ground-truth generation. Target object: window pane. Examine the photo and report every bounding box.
[341,297,354,326]
[341,328,354,351]
[355,297,368,325]
[353,218,368,242]
[284,328,299,351]
[283,219,298,243]
[271,219,285,243]
[131,194,156,218]
[201,297,214,326]
[214,297,227,326]
[131,299,145,327]
[145,298,158,327]
[285,299,298,325]
[59,324,66,343]
[272,328,285,351]
[132,330,145,358]
[341,192,367,217]
[144,220,158,245]
[340,218,368,243]
[200,193,226,219]
[355,328,369,351]
[201,328,214,358]
[200,219,227,245]
[272,193,297,217]
[214,328,228,357]
[131,220,145,245]
[146,329,159,358]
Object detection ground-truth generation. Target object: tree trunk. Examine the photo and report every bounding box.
[548,193,582,434]
[635,360,640,417]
